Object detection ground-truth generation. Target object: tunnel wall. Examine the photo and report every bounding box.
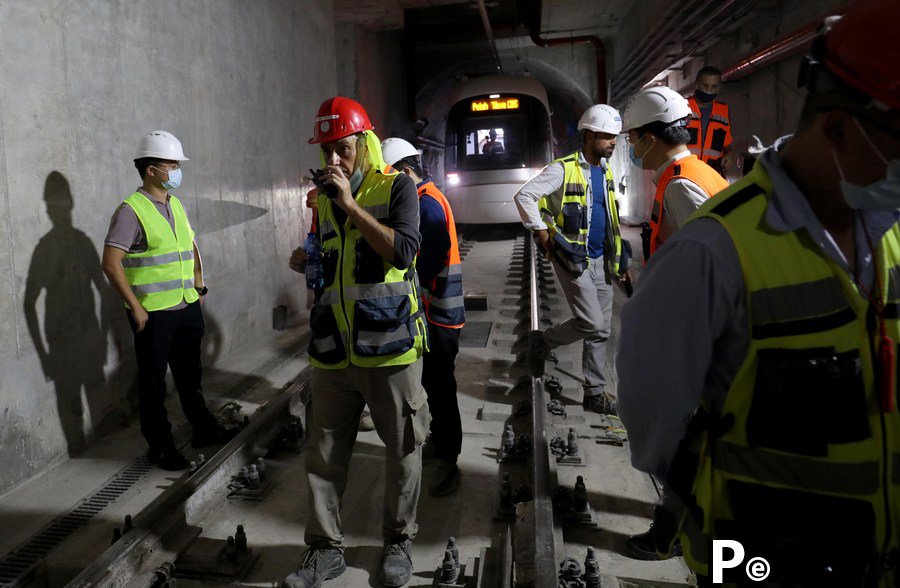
[0,0,337,495]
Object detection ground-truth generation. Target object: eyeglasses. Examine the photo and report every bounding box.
[624,133,645,146]
[152,162,181,171]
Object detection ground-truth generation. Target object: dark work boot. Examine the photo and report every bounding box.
[147,446,190,471]
[583,391,617,416]
[625,524,682,561]
[282,545,346,588]
[381,539,413,587]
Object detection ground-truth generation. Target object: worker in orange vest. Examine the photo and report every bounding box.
[687,66,733,176]
[623,86,729,261]
[382,137,466,498]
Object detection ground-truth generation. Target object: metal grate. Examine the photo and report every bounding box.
[0,456,155,587]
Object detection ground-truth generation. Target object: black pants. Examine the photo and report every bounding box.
[128,301,217,450]
[422,324,462,463]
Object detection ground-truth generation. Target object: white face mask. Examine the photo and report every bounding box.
[834,117,900,211]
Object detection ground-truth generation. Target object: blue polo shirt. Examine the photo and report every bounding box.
[587,164,607,259]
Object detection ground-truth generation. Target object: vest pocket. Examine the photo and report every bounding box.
[748,348,869,456]
[353,295,415,357]
[308,304,347,364]
[710,128,727,152]
[561,202,585,235]
[355,240,385,284]
[717,481,875,585]
[323,249,338,288]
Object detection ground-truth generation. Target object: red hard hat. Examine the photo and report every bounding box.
[820,0,900,111]
[308,96,374,144]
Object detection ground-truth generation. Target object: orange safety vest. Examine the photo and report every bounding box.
[687,97,732,163]
[417,181,465,329]
[648,154,728,257]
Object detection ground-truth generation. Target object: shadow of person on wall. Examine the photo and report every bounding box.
[23,171,120,455]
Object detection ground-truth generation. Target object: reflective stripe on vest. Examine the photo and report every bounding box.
[687,97,732,163]
[539,151,623,276]
[647,155,728,259]
[418,181,465,329]
[122,193,199,311]
[674,161,900,580]
[308,165,426,369]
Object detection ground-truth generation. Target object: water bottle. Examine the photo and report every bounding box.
[304,232,324,292]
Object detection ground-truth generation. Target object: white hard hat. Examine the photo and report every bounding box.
[622,86,692,132]
[380,137,419,167]
[577,104,622,134]
[134,130,189,161]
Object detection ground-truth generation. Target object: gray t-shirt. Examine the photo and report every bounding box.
[104,189,192,310]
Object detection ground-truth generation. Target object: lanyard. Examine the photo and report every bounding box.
[855,217,895,413]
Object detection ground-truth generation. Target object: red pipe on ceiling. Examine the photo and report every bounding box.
[528,29,607,104]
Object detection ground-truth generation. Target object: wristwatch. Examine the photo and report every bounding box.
[195,286,209,296]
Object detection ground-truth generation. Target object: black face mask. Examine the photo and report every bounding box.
[695,90,717,103]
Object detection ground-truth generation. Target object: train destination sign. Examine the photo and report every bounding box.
[471,98,520,112]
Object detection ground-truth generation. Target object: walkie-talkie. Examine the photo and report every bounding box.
[309,168,338,199]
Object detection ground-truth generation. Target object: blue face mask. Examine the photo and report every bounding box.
[695,90,717,103]
[156,166,182,190]
[349,167,363,193]
[629,134,648,168]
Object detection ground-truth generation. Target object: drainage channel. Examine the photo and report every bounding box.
[0,332,310,588]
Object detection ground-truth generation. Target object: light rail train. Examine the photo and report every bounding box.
[443,75,552,224]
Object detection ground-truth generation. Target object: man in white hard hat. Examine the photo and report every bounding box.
[382,137,465,498]
[618,87,727,560]
[102,131,232,471]
[622,86,728,261]
[514,104,631,415]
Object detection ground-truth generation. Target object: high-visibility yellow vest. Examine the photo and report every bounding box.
[308,166,426,369]
[674,162,900,585]
[122,192,198,311]
[539,151,623,276]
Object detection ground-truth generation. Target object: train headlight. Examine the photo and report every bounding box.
[447,173,460,186]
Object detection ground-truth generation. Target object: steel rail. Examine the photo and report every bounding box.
[528,238,560,587]
[65,371,311,587]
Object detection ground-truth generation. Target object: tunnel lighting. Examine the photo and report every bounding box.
[489,93,500,98]
[447,173,461,185]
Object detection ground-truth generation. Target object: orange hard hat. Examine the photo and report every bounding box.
[819,0,900,111]
[308,96,374,144]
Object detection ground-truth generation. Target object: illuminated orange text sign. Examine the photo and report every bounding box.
[471,98,520,112]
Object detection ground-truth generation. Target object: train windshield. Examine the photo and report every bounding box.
[445,94,551,172]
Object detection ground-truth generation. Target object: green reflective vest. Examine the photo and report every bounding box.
[122,192,198,311]
[308,169,426,369]
[675,162,900,585]
[539,151,623,276]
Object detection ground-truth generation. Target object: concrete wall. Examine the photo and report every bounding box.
[336,25,414,141]
[0,0,337,495]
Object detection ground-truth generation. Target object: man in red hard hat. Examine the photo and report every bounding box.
[617,0,900,583]
[285,97,427,588]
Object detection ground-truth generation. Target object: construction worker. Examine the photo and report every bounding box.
[382,137,465,498]
[620,87,727,560]
[514,104,631,415]
[617,0,900,583]
[101,131,233,471]
[625,86,728,261]
[686,66,733,176]
[285,97,427,588]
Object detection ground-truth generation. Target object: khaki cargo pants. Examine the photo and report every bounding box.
[304,360,429,547]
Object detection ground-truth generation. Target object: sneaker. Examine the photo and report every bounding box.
[624,525,682,561]
[421,436,437,464]
[526,330,551,378]
[282,545,346,588]
[358,411,375,432]
[429,459,461,497]
[583,391,617,416]
[381,539,413,587]
[191,424,239,448]
[147,447,190,471]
